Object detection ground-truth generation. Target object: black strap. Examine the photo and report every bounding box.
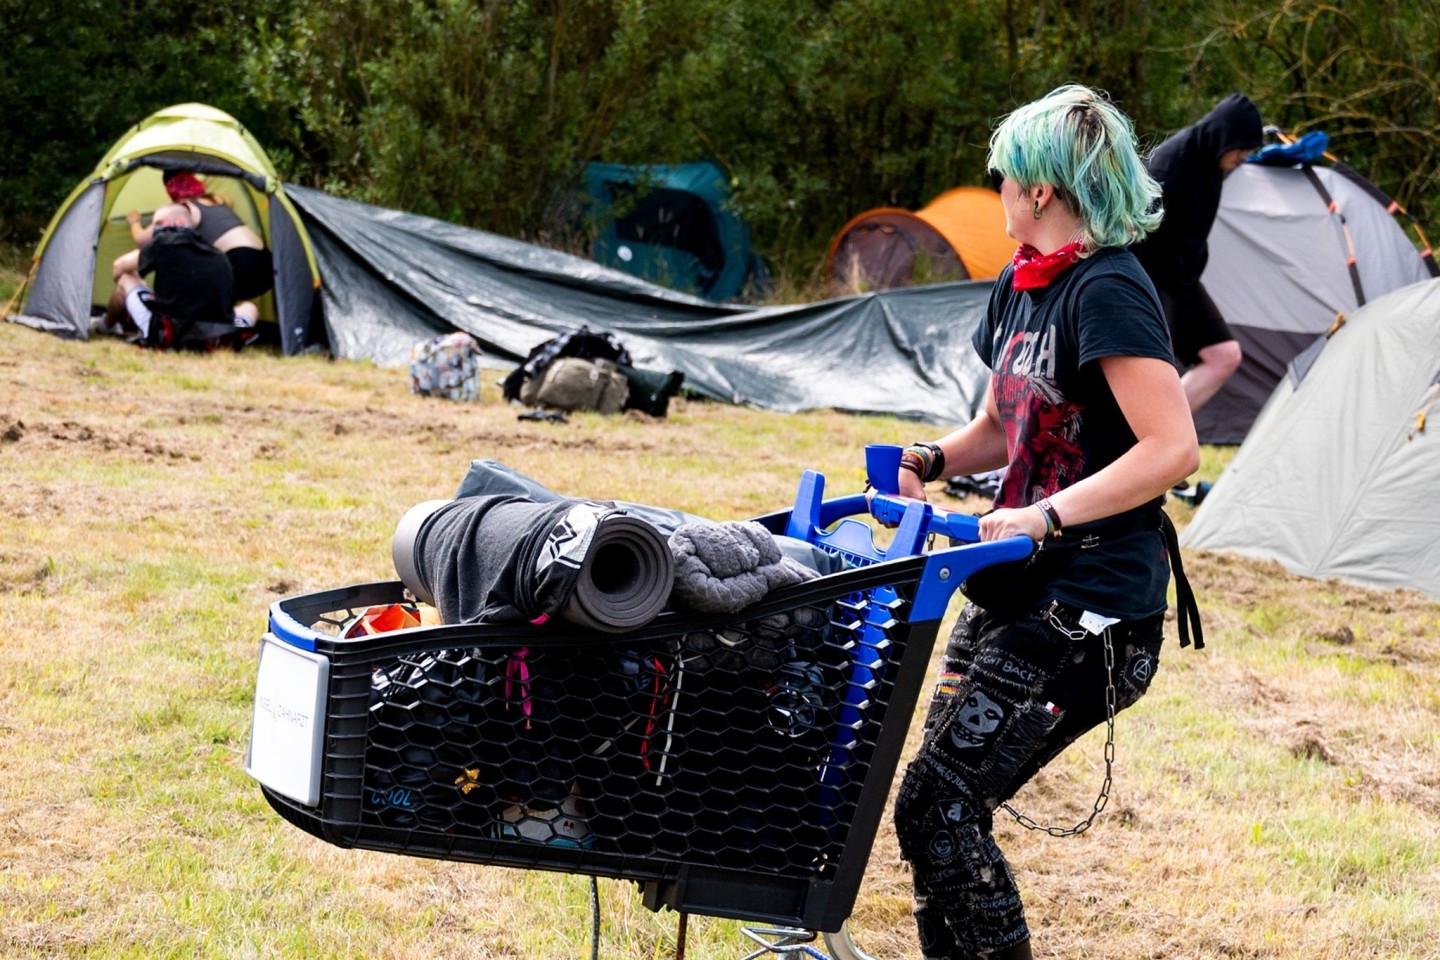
[122,156,271,193]
[1159,510,1204,649]
[995,505,1205,649]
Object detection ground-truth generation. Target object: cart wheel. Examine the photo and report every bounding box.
[822,922,881,960]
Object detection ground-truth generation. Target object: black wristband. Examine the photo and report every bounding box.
[920,442,946,482]
[1036,497,1063,540]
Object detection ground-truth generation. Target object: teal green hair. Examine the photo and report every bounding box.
[988,84,1162,249]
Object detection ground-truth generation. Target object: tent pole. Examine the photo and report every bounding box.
[2,257,38,319]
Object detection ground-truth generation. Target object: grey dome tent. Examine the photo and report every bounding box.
[6,103,323,354]
[1195,150,1436,443]
[1181,277,1440,598]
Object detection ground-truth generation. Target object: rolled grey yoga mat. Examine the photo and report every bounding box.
[391,498,674,631]
[392,499,450,605]
[560,512,675,633]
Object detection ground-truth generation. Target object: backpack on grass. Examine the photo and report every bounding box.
[519,357,630,413]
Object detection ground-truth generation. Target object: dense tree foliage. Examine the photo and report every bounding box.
[3,0,1436,286]
[0,0,287,244]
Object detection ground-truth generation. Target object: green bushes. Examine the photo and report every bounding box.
[0,0,287,244]
[235,0,1164,278]
[3,0,1437,287]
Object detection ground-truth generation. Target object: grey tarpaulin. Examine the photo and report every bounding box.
[285,185,993,424]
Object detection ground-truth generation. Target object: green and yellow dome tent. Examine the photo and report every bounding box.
[7,103,323,353]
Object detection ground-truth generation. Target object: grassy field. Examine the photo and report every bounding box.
[1,317,1438,959]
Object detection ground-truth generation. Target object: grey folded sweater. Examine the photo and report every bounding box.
[669,520,820,614]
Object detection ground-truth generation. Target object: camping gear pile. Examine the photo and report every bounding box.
[500,327,685,418]
[391,461,834,631]
[501,327,635,416]
[391,494,678,632]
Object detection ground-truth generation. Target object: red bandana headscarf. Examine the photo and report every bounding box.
[163,171,207,201]
[1011,241,1087,291]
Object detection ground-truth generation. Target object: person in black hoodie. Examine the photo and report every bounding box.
[1133,94,1264,411]
[101,204,259,349]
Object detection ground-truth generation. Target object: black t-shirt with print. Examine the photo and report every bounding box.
[964,247,1176,620]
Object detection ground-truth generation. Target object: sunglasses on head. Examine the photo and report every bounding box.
[987,168,1005,191]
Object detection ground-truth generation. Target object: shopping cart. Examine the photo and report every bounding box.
[247,465,1032,947]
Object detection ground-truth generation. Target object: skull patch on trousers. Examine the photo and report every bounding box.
[950,689,1004,748]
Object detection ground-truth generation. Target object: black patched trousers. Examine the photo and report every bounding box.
[893,600,1165,958]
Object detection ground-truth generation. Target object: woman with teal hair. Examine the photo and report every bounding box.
[879,85,1201,958]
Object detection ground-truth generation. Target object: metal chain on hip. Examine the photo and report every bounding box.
[1000,608,1116,837]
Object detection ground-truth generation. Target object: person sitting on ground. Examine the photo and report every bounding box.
[1131,94,1264,412]
[123,169,274,302]
[102,203,258,349]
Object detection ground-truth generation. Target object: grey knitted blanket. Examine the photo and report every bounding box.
[669,520,820,614]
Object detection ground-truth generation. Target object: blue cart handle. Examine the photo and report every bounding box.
[867,492,982,542]
[783,471,1033,588]
[869,492,1036,623]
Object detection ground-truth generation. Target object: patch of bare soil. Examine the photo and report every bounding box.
[15,418,198,461]
[1193,552,1440,817]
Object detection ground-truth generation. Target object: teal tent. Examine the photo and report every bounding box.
[581,161,761,301]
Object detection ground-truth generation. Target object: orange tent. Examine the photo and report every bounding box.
[826,187,1014,294]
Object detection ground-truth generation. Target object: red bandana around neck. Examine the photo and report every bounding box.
[1011,240,1087,291]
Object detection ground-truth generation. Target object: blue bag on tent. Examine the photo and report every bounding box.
[1249,130,1329,166]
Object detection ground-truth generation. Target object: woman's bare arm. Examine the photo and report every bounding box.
[978,355,1198,541]
[897,377,1010,501]
[125,211,154,247]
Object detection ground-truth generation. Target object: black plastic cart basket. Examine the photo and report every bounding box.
[247,469,1031,934]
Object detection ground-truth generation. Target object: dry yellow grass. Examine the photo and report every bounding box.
[1,320,1437,959]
